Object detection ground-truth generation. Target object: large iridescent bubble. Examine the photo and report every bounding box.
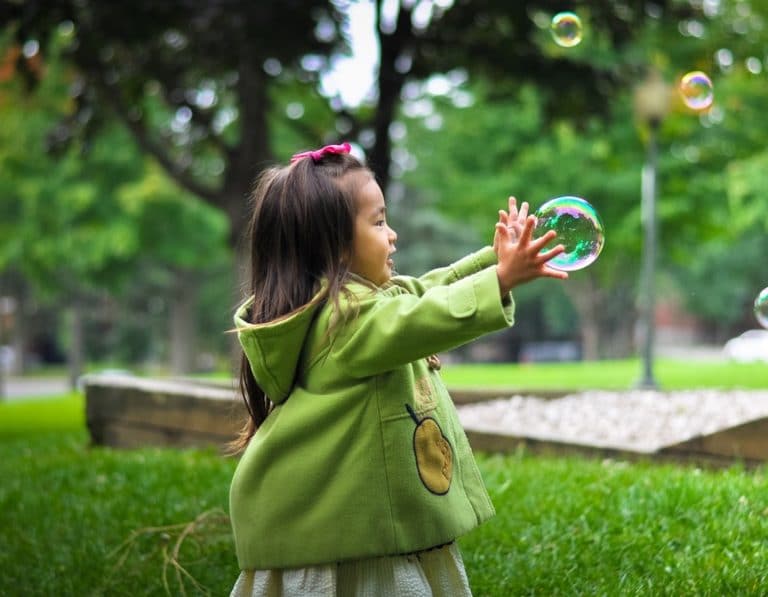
[679,71,714,110]
[550,12,583,48]
[755,287,768,329]
[533,196,604,272]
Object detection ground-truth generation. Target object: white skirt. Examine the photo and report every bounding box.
[229,543,472,597]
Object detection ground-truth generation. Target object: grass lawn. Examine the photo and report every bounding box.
[1,430,767,595]
[193,358,768,392]
[439,358,768,391]
[0,392,83,436]
[2,360,768,595]
[0,431,238,596]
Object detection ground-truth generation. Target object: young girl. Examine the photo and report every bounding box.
[228,142,567,596]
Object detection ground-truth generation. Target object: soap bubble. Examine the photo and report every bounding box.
[755,287,768,328]
[550,12,583,48]
[533,196,604,271]
[679,71,714,110]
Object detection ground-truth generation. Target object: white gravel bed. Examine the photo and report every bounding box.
[457,389,768,453]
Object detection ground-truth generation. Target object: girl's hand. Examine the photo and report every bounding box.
[495,214,568,296]
[493,196,529,256]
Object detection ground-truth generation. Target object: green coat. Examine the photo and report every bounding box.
[230,247,515,570]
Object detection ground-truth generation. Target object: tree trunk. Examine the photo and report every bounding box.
[10,297,25,375]
[0,272,25,375]
[68,300,84,391]
[169,269,198,376]
[370,0,413,191]
[581,313,600,361]
[566,277,602,361]
[564,273,637,360]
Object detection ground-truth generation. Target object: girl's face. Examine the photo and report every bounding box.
[348,176,397,286]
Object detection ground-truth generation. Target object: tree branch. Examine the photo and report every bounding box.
[94,76,222,204]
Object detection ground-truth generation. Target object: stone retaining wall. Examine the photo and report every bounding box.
[83,374,768,467]
[83,375,552,451]
[84,375,244,450]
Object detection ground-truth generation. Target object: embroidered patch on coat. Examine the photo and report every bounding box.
[405,404,453,495]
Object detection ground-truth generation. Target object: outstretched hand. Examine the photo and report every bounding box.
[501,196,528,241]
[495,211,568,296]
[493,196,529,255]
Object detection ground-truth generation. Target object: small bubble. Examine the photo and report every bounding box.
[754,287,768,329]
[679,71,714,110]
[22,40,39,58]
[550,12,583,48]
[745,56,762,74]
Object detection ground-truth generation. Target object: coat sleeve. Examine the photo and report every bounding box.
[389,246,497,297]
[331,265,514,378]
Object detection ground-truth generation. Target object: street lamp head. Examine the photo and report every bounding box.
[633,69,672,127]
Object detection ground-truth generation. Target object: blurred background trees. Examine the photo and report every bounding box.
[1,0,766,379]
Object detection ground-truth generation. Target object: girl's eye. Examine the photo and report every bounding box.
[376,220,385,227]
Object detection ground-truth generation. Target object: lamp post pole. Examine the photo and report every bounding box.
[638,118,660,389]
[633,69,670,391]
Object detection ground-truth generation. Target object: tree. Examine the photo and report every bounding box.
[396,0,768,356]
[6,0,767,365]
[0,0,690,262]
[0,30,229,378]
[0,0,342,282]
[400,81,644,358]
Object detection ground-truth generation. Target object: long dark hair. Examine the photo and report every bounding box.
[228,151,370,454]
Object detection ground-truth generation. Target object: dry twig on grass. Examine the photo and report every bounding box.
[105,508,231,596]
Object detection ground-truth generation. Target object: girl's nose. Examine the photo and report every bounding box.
[388,226,398,243]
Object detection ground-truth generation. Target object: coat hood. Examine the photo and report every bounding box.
[233,290,327,405]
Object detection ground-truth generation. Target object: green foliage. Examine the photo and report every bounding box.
[5,0,768,367]
[0,41,230,299]
[0,31,233,367]
[387,201,482,276]
[670,234,768,327]
[395,0,768,347]
[116,163,229,269]
[728,150,768,233]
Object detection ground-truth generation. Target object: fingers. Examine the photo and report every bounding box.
[518,201,529,222]
[508,196,530,224]
[536,243,565,264]
[495,222,512,239]
[508,196,518,220]
[507,223,523,239]
[516,214,537,244]
[528,228,556,252]
[542,267,569,280]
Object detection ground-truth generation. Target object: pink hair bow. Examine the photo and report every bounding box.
[290,142,351,164]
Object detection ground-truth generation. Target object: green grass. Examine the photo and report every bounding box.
[2,361,767,595]
[0,431,238,596]
[0,392,84,436]
[2,432,767,596]
[440,358,768,391]
[463,453,768,595]
[167,357,768,392]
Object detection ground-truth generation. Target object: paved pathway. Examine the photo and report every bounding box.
[0,376,71,401]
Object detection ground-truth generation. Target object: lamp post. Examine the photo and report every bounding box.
[633,70,671,390]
